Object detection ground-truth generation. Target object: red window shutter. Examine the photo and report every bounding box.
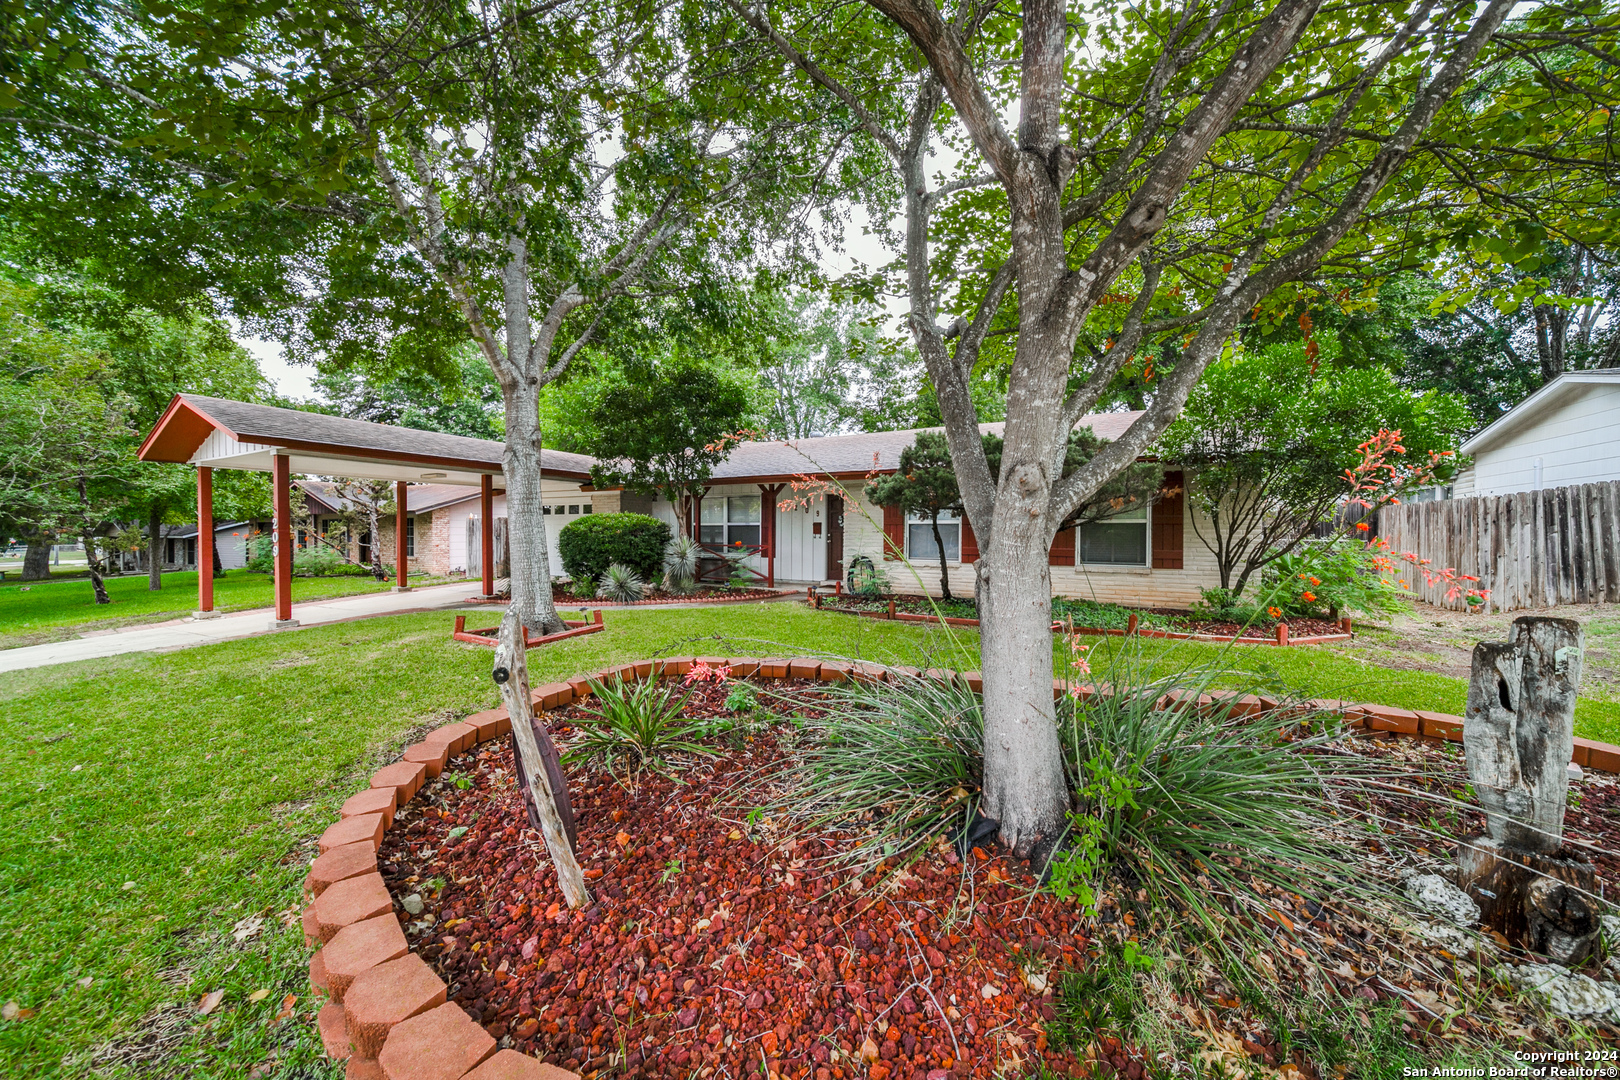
[1049,525,1075,566]
[1152,470,1185,569]
[882,503,905,560]
[960,514,979,563]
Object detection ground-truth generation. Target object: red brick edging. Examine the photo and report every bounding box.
[303,657,1620,1077]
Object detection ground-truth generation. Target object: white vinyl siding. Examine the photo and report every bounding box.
[1467,384,1620,495]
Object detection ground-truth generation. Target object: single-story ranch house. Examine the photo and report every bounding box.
[140,394,1213,619]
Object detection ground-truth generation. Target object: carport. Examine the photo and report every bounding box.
[137,394,595,627]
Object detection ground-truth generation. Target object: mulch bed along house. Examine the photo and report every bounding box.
[809,593,1351,646]
[302,660,1620,1080]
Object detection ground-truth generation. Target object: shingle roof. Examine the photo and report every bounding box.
[170,394,597,479]
[706,412,1145,480]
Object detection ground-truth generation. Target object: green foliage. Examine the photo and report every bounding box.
[1264,541,1409,619]
[291,545,348,578]
[1045,940,1156,1045]
[844,554,889,596]
[557,513,671,585]
[723,681,758,713]
[774,673,983,868]
[1049,598,1170,632]
[576,355,756,514]
[563,677,712,775]
[1158,345,1473,597]
[311,344,504,440]
[1186,588,1266,626]
[1054,661,1372,951]
[243,535,274,575]
[595,562,646,603]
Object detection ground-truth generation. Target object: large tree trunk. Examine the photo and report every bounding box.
[502,385,566,635]
[977,505,1070,857]
[22,533,51,580]
[148,505,163,590]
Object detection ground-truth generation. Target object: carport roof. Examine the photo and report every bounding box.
[139,394,596,485]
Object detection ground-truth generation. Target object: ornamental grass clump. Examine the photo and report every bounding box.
[596,562,645,603]
[776,672,983,866]
[562,677,712,777]
[777,652,1386,947]
[663,535,701,595]
[1050,663,1374,942]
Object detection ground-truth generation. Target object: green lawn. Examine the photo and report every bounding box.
[0,570,452,649]
[2,603,1616,1078]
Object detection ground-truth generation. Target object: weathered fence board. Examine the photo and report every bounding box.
[1379,479,1620,612]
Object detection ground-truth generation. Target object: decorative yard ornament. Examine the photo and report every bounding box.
[493,610,591,909]
[1458,616,1600,965]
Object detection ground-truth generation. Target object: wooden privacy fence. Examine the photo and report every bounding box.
[1378,480,1620,612]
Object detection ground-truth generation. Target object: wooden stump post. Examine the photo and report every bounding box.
[493,610,591,910]
[1458,615,1598,963]
[1464,616,1582,852]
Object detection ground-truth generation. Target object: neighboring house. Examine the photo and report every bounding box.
[295,480,597,578]
[1454,369,1620,497]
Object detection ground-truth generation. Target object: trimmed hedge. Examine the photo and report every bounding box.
[558,512,671,585]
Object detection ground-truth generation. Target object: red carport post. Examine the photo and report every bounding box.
[272,452,298,629]
[195,466,219,618]
[393,480,410,592]
[480,473,495,598]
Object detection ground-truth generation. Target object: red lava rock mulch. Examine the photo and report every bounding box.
[379,683,1095,1079]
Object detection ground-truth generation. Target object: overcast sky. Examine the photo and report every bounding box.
[234,186,923,403]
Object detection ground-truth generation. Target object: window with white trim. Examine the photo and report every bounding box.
[405,517,416,557]
[1079,504,1148,565]
[700,495,761,548]
[907,509,960,562]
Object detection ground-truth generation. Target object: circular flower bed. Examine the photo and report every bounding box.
[306,660,1620,1078]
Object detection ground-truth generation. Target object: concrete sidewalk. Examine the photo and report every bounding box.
[0,582,481,674]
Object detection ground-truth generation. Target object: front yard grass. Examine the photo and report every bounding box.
[2,602,1615,1077]
[0,570,455,649]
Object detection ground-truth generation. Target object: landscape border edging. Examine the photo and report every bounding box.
[301,656,1620,1077]
[808,594,1354,647]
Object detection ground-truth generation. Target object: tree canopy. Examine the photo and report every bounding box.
[1158,339,1473,597]
[576,354,757,537]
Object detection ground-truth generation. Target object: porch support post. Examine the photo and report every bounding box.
[759,484,778,588]
[196,466,218,618]
[393,480,410,592]
[272,452,298,628]
[480,474,495,598]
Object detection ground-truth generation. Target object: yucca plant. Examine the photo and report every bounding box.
[664,535,701,594]
[596,562,645,603]
[562,676,712,776]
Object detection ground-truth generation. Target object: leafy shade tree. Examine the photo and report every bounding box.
[1158,341,1472,598]
[578,356,755,537]
[3,1,841,637]
[311,345,504,441]
[757,292,879,438]
[0,281,138,603]
[23,269,271,589]
[733,0,1616,854]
